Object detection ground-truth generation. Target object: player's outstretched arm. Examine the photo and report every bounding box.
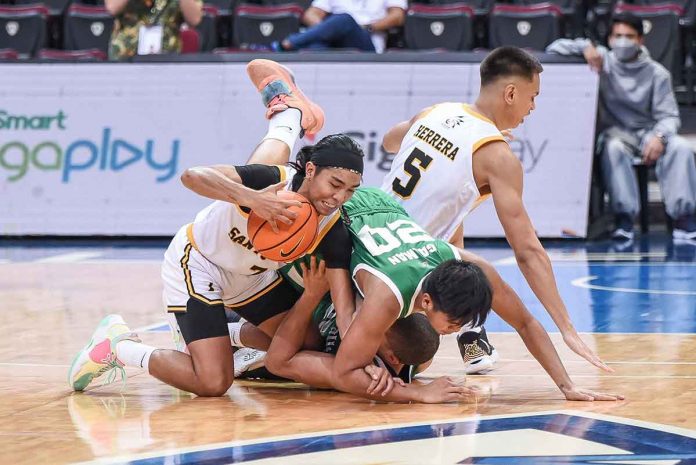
[478,142,612,373]
[456,248,623,401]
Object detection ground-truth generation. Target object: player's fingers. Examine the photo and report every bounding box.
[317,259,326,274]
[373,372,388,395]
[592,392,624,401]
[276,214,294,225]
[279,205,299,219]
[268,219,279,233]
[593,358,614,373]
[381,376,394,396]
[395,377,406,387]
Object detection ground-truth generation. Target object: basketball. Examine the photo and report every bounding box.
[247,191,318,262]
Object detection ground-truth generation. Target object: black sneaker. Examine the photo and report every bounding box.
[457,327,499,374]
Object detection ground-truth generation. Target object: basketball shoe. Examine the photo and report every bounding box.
[246,59,325,136]
[69,314,140,391]
[233,348,267,378]
[457,327,499,374]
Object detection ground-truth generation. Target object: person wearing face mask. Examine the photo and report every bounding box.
[547,13,696,243]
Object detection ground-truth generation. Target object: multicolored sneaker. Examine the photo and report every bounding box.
[457,327,499,375]
[69,314,140,391]
[246,59,325,136]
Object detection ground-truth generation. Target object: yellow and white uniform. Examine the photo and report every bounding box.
[381,103,506,241]
[162,165,343,325]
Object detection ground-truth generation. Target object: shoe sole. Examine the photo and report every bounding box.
[464,349,499,375]
[68,314,123,391]
[246,59,325,135]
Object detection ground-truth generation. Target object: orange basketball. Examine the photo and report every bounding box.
[248,191,318,262]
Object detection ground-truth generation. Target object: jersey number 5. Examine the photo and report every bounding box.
[392,148,433,199]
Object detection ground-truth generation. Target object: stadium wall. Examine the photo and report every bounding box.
[0,60,598,237]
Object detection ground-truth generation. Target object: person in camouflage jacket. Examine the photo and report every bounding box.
[105,0,202,60]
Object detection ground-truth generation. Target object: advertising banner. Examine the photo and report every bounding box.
[0,62,597,237]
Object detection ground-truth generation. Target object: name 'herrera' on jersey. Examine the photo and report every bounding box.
[412,124,459,161]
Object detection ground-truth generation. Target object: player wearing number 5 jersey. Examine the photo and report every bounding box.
[381,46,614,376]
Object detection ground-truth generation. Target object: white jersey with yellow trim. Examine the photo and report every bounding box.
[188,165,341,276]
[381,102,506,241]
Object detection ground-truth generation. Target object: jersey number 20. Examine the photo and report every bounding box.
[392,148,433,199]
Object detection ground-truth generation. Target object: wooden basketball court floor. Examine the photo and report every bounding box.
[1,236,695,464]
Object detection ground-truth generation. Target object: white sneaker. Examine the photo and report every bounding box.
[612,227,635,241]
[673,228,696,244]
[458,328,499,375]
[233,348,266,377]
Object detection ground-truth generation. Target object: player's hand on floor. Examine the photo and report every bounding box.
[562,385,624,401]
[562,331,613,373]
[418,377,479,404]
[364,364,404,397]
[300,257,328,299]
[248,181,301,232]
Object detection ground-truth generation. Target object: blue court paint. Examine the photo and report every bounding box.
[3,235,695,334]
[119,413,696,465]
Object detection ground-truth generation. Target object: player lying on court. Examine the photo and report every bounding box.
[307,292,439,389]
[69,68,367,396]
[381,46,611,376]
[262,187,623,402]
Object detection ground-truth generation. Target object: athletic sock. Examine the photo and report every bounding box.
[116,340,157,372]
[263,108,302,151]
[228,321,247,348]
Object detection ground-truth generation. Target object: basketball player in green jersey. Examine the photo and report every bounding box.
[267,188,624,402]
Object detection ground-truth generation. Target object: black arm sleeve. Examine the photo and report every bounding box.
[317,218,352,269]
[235,164,282,190]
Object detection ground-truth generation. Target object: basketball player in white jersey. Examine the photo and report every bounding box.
[68,62,365,397]
[381,46,612,375]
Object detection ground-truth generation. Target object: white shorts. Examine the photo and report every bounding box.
[162,224,300,331]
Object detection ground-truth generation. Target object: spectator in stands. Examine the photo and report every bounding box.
[105,0,202,59]
[271,0,406,53]
[547,12,696,242]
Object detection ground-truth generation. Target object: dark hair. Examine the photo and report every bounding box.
[422,259,492,327]
[289,133,365,191]
[386,313,440,366]
[611,12,644,37]
[480,46,544,86]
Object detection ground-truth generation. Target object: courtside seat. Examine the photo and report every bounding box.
[614,3,684,85]
[0,4,48,57]
[511,0,582,37]
[63,4,112,54]
[195,4,219,51]
[0,47,18,60]
[405,3,475,50]
[37,47,106,60]
[233,3,303,47]
[489,3,562,50]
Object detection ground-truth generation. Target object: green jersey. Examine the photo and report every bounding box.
[281,187,458,319]
[344,187,458,319]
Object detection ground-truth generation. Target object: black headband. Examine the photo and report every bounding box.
[310,147,364,175]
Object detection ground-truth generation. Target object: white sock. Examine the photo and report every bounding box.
[263,108,302,151]
[116,340,157,372]
[228,320,247,348]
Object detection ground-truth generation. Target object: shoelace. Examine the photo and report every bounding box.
[97,332,140,390]
[98,352,127,390]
